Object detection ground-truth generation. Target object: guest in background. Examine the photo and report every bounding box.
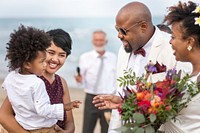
[75,30,117,133]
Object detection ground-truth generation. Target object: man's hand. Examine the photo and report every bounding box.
[92,95,121,110]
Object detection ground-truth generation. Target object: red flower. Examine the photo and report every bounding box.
[165,105,171,111]
[138,100,151,113]
[155,80,171,100]
[118,100,124,115]
[154,61,166,74]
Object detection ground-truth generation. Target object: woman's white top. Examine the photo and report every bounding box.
[161,73,200,133]
[2,71,64,130]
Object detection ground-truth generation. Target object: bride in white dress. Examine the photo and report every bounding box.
[160,1,200,133]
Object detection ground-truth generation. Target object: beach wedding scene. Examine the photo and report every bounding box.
[1,0,200,133]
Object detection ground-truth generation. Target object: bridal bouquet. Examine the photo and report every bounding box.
[116,61,198,133]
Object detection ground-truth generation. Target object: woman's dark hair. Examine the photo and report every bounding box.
[47,29,72,55]
[6,25,52,71]
[164,1,200,44]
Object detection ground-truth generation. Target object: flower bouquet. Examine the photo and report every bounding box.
[116,61,198,133]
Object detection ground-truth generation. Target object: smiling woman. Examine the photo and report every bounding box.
[0,28,81,133]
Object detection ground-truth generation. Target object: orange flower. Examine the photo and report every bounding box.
[150,95,161,108]
[144,92,152,100]
[148,107,157,114]
[137,92,145,101]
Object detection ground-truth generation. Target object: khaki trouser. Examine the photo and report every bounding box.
[0,124,57,133]
[29,125,57,133]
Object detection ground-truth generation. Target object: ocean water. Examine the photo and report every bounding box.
[0,16,163,88]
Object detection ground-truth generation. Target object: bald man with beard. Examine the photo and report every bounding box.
[93,1,191,133]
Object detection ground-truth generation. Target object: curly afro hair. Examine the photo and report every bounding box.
[6,25,52,71]
[164,1,200,44]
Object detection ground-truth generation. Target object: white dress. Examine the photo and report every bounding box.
[161,73,200,133]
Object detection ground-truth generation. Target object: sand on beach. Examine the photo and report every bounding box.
[0,80,101,133]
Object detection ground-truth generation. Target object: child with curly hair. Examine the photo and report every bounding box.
[1,25,81,133]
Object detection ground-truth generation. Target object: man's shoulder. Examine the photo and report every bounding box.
[80,50,93,58]
[153,27,170,41]
[106,51,116,57]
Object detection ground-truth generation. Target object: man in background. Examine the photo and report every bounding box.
[75,30,117,133]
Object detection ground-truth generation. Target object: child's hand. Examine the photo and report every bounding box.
[64,100,81,111]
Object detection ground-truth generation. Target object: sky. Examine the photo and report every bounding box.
[0,0,199,18]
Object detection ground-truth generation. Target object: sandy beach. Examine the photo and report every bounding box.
[0,79,100,133]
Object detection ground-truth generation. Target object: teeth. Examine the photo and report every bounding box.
[172,49,176,55]
[49,63,57,69]
[122,41,128,47]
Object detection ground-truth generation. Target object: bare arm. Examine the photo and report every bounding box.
[57,77,76,133]
[0,97,29,133]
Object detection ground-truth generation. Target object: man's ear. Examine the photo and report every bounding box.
[105,39,108,44]
[140,21,148,33]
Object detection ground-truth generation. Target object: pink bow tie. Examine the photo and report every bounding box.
[133,48,146,57]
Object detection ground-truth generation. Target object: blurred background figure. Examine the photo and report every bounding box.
[75,30,117,133]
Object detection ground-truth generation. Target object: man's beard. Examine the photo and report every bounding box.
[94,45,106,52]
[124,44,132,53]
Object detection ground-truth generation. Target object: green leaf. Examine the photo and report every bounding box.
[130,80,135,85]
[133,113,145,124]
[125,129,136,133]
[123,81,127,87]
[135,128,145,133]
[145,125,155,133]
[114,126,128,132]
[117,78,122,82]
[119,82,123,87]
[130,126,139,132]
[149,114,156,123]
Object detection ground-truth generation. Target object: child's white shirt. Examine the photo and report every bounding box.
[2,71,64,130]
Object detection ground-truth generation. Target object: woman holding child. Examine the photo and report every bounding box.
[0,27,79,133]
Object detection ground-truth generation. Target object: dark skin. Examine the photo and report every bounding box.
[93,2,157,112]
[115,2,155,53]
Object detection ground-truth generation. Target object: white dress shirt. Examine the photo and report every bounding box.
[2,71,64,130]
[79,50,117,95]
[161,73,200,133]
[127,32,154,77]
